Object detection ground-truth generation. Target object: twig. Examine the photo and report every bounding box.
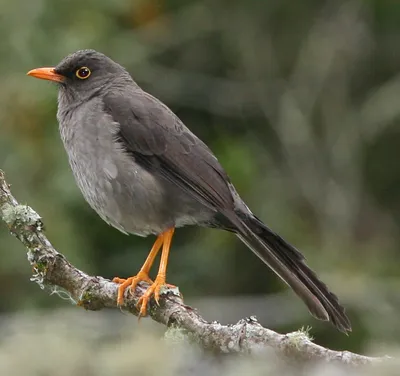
[0,169,388,365]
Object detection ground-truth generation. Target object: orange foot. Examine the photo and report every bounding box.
[113,228,177,317]
[113,273,176,316]
[113,271,153,307]
[137,275,166,317]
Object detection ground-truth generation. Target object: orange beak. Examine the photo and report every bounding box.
[26,67,64,83]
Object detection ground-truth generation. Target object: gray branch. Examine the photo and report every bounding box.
[0,169,387,366]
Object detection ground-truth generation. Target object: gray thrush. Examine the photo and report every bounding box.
[27,49,351,333]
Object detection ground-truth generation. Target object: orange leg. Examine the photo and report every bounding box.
[113,234,164,306]
[137,227,175,317]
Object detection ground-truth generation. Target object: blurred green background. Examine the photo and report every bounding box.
[1,0,400,367]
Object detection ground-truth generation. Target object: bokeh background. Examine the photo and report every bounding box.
[1,0,400,373]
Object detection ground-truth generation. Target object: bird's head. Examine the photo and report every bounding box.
[27,49,134,103]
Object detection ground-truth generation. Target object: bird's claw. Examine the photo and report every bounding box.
[136,275,166,317]
[112,271,153,307]
[113,273,177,317]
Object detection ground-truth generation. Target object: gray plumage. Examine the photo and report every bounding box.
[32,49,351,333]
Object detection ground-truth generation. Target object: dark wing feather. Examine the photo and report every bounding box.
[103,90,235,213]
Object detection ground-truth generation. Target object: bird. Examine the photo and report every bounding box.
[27,49,351,333]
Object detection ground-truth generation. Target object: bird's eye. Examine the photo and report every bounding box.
[76,67,91,79]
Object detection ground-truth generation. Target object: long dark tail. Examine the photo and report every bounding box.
[229,211,351,333]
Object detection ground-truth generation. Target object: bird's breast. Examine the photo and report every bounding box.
[58,103,173,236]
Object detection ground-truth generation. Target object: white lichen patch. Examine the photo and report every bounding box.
[285,327,313,350]
[29,253,49,290]
[27,248,40,263]
[1,203,42,227]
[227,340,235,350]
[30,264,46,290]
[50,286,76,304]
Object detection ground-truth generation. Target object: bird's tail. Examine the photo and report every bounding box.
[229,211,351,333]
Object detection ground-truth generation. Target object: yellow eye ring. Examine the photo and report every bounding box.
[76,67,91,79]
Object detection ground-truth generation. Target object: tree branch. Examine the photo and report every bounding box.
[0,169,387,366]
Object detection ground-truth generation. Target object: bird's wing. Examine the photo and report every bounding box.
[103,90,235,214]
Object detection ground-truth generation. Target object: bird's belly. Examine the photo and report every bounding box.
[67,153,168,237]
[77,172,168,236]
[68,151,213,236]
